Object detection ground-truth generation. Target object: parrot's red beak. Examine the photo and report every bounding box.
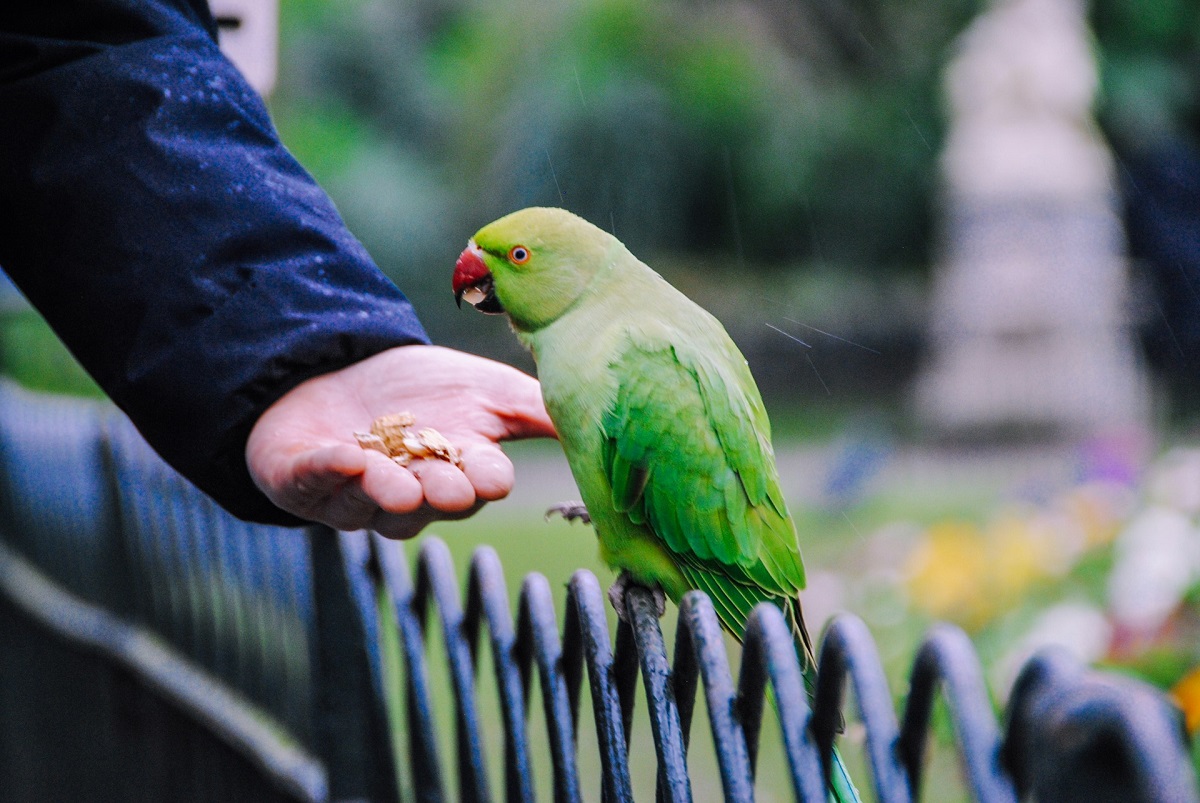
[453,242,504,314]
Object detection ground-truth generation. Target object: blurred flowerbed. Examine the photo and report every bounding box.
[824,438,1200,741]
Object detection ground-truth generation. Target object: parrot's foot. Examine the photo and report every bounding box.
[545,501,591,525]
[607,571,667,623]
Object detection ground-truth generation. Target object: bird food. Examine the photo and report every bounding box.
[354,412,461,467]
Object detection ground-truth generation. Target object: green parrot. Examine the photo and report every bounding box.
[453,207,859,801]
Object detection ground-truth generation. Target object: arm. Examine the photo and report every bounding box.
[0,2,553,530]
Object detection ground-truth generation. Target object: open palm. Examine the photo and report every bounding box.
[246,345,556,539]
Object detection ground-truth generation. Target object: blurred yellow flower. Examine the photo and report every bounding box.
[905,515,1062,630]
[904,521,993,629]
[1170,665,1200,734]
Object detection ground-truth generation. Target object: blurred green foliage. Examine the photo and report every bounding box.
[270,0,982,279]
[0,310,103,399]
[260,0,1200,420]
[267,0,1198,271]
[1091,0,1200,146]
[266,0,989,406]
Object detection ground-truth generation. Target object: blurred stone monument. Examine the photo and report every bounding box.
[211,0,278,97]
[914,0,1149,439]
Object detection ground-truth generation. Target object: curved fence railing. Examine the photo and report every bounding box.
[373,535,1198,803]
[0,380,1196,801]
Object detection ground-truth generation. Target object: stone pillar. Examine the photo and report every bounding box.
[914,0,1149,438]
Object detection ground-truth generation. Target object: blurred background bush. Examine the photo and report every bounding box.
[259,0,1199,425]
[268,0,976,407]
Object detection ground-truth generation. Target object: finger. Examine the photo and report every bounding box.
[288,443,368,497]
[322,451,425,529]
[494,376,558,440]
[365,509,429,541]
[368,498,485,540]
[464,358,556,441]
[360,450,425,513]
[318,477,384,532]
[409,459,476,512]
[459,444,515,502]
[260,443,369,521]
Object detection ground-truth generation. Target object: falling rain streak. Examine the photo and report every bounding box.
[783,317,881,354]
[545,148,565,206]
[807,352,831,395]
[904,108,933,153]
[764,322,811,348]
[765,322,835,395]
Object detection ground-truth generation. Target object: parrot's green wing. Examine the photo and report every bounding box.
[601,340,810,650]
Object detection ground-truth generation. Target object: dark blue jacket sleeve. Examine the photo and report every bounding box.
[0,1,430,523]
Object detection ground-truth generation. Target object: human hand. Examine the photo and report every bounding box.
[246,345,556,539]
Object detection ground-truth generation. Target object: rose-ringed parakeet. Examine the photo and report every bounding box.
[453,207,859,801]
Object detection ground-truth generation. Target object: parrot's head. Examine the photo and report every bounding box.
[453,207,619,332]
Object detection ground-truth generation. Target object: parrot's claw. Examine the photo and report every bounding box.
[545,501,591,525]
[607,571,667,623]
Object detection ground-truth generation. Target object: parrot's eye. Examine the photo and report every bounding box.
[508,245,531,264]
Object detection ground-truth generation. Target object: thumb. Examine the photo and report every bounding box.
[485,366,558,441]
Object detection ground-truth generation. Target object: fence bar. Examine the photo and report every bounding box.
[464,545,536,803]
[515,572,583,803]
[677,591,755,803]
[613,615,641,752]
[564,570,635,802]
[739,605,827,803]
[1006,650,1199,803]
[370,534,445,802]
[623,585,692,803]
[309,529,398,803]
[813,614,912,802]
[0,539,328,802]
[413,538,491,803]
[898,624,1015,803]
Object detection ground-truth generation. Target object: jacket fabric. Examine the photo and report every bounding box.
[0,1,430,523]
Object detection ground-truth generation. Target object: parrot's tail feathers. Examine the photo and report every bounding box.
[786,595,817,675]
[829,746,863,803]
[790,594,847,734]
[776,601,861,801]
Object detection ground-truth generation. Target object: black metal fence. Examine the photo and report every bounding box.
[0,379,1196,801]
